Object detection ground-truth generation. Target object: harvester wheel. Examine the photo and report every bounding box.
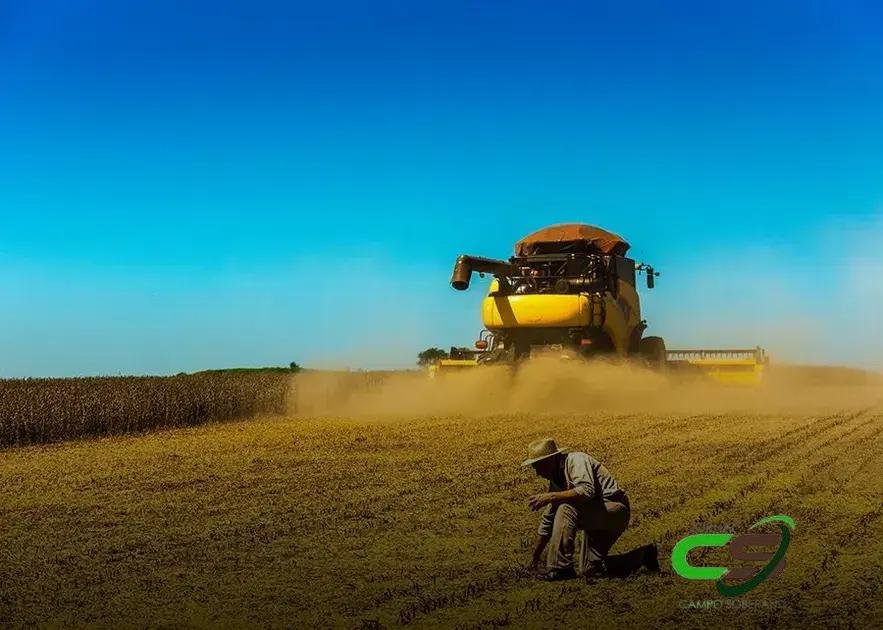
[640,336,667,370]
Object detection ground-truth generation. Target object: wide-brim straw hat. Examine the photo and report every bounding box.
[521,438,569,467]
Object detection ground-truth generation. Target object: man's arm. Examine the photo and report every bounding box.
[527,488,589,512]
[530,534,550,569]
[528,453,597,511]
[531,504,555,570]
[564,452,597,501]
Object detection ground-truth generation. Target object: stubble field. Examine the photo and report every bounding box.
[1,363,881,628]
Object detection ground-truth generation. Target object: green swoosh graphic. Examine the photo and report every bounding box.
[752,514,796,531]
[715,516,794,597]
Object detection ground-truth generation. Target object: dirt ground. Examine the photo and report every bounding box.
[1,365,881,628]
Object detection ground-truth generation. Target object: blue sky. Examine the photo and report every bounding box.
[1,1,882,376]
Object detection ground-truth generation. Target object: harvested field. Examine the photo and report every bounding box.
[1,365,881,627]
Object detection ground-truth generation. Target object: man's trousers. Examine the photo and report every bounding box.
[547,496,630,573]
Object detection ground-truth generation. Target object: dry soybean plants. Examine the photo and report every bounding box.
[0,372,291,447]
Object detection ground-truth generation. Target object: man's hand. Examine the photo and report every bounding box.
[528,492,556,512]
[530,534,550,574]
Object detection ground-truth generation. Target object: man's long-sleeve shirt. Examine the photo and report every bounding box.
[537,452,626,537]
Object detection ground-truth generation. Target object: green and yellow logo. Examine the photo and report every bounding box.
[672,515,795,597]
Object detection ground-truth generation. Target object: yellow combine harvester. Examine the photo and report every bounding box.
[433,223,768,385]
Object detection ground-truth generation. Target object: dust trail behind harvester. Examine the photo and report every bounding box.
[290,360,883,418]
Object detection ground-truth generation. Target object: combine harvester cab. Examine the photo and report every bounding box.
[665,347,770,385]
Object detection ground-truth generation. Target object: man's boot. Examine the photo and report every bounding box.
[643,544,660,572]
[583,560,608,580]
[542,566,577,581]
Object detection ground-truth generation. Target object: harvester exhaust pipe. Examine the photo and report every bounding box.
[450,255,519,290]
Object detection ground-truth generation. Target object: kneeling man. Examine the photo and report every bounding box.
[523,438,657,581]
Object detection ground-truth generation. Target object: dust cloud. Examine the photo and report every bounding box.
[289,359,883,419]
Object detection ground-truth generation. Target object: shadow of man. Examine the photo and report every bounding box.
[579,536,660,578]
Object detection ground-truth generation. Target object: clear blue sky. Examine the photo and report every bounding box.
[2,1,881,376]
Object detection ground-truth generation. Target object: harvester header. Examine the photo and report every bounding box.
[666,347,769,385]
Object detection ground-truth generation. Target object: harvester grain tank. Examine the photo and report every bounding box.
[435,223,767,384]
